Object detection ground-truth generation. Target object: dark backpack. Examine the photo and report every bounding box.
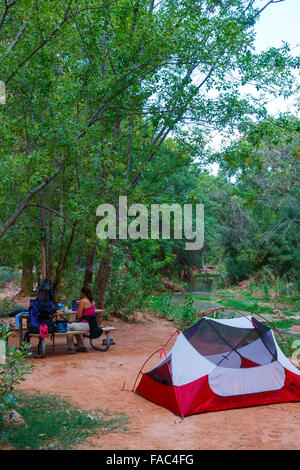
[27,298,57,334]
[36,279,55,302]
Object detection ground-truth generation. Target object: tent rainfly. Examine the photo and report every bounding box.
[134,314,300,417]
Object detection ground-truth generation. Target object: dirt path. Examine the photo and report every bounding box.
[7,312,300,450]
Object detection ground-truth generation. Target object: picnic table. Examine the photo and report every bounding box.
[18,310,116,358]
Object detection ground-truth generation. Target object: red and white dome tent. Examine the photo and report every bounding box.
[133,308,300,418]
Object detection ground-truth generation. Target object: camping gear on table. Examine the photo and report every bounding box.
[55,321,68,333]
[134,311,300,417]
[72,299,80,312]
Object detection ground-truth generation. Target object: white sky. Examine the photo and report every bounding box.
[208,0,300,174]
[254,0,299,53]
[254,0,299,116]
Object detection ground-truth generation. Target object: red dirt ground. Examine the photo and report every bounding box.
[6,312,300,450]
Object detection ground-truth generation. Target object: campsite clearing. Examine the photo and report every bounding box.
[7,312,300,450]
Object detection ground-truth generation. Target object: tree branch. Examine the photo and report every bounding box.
[0,20,27,61]
[0,158,66,239]
[4,0,118,85]
[0,0,19,31]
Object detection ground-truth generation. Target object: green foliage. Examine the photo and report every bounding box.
[0,325,34,426]
[216,116,300,284]
[269,319,300,330]
[104,241,169,318]
[0,298,20,318]
[148,293,197,326]
[280,294,300,304]
[275,335,294,358]
[0,267,21,288]
[193,296,213,302]
[215,298,273,314]
[57,266,85,303]
[0,1,299,315]
[149,294,173,318]
[180,294,197,325]
[0,392,128,450]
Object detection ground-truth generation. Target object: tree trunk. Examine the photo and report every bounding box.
[20,258,33,295]
[52,224,77,293]
[47,169,55,281]
[83,245,96,287]
[75,241,84,266]
[94,241,115,325]
[40,190,47,279]
[94,257,112,307]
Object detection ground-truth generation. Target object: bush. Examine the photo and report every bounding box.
[0,298,20,318]
[104,241,170,319]
[0,267,21,288]
[148,294,173,318]
[275,335,294,358]
[0,324,34,428]
[148,294,198,327]
[179,295,197,325]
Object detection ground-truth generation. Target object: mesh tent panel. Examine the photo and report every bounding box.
[183,318,259,354]
[183,317,277,368]
[146,354,173,385]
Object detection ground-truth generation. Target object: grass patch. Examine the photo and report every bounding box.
[214,298,274,314]
[267,319,300,330]
[193,296,216,302]
[282,311,297,317]
[0,392,128,450]
[279,294,300,304]
[274,335,294,358]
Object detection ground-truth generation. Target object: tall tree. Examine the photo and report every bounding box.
[0,0,297,299]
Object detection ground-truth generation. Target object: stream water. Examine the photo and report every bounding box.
[169,280,290,322]
[170,277,222,311]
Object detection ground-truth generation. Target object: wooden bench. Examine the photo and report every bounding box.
[28,326,117,358]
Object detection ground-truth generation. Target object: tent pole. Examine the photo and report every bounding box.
[131,348,162,392]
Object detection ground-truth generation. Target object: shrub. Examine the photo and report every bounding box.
[0,324,34,428]
[148,294,198,327]
[0,298,20,318]
[0,267,21,288]
[148,294,173,318]
[275,335,294,358]
[104,242,169,319]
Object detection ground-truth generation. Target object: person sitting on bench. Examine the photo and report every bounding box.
[67,286,97,354]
